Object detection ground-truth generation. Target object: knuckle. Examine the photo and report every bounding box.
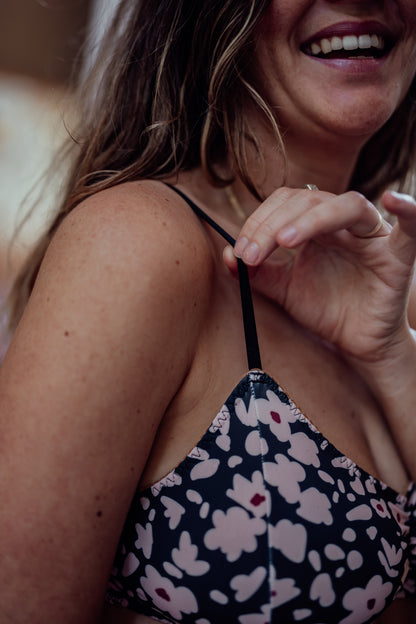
[346,190,370,208]
[274,186,295,202]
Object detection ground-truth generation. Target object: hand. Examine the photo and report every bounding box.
[224,187,416,363]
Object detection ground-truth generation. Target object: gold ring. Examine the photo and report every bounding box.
[304,184,319,191]
[359,209,384,238]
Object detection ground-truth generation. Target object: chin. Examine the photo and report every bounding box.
[314,98,402,140]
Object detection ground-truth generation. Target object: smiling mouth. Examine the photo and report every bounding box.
[303,33,393,59]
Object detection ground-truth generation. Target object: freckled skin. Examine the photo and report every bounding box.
[2,2,416,624]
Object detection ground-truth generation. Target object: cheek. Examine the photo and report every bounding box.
[257,0,293,36]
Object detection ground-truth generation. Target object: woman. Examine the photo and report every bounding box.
[1,0,416,622]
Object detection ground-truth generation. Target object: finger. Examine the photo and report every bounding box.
[277,191,390,247]
[382,191,416,236]
[233,187,297,259]
[223,244,260,282]
[234,187,331,265]
[382,191,416,265]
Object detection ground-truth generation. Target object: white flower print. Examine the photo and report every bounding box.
[171,531,210,576]
[365,477,377,494]
[272,577,301,608]
[230,566,267,602]
[190,458,220,481]
[160,496,186,530]
[269,519,307,563]
[342,528,357,543]
[134,522,153,559]
[293,608,312,621]
[204,506,266,562]
[371,498,391,519]
[234,396,258,427]
[340,575,393,624]
[200,501,210,519]
[346,504,373,522]
[350,476,365,496]
[256,390,297,442]
[308,550,322,572]
[122,552,140,577]
[136,587,147,601]
[226,471,269,518]
[245,429,268,456]
[235,389,297,442]
[216,433,231,452]
[186,489,202,505]
[318,470,335,485]
[239,603,271,624]
[309,572,336,607]
[378,537,402,578]
[388,501,409,534]
[332,456,358,478]
[140,565,198,620]
[324,544,345,561]
[288,432,320,468]
[296,487,333,525]
[346,550,363,571]
[163,561,183,579]
[211,407,231,451]
[209,589,228,604]
[228,455,243,468]
[263,454,306,504]
[106,375,415,623]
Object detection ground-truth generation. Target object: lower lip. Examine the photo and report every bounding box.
[304,53,388,75]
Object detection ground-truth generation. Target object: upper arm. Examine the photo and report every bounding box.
[0,181,210,622]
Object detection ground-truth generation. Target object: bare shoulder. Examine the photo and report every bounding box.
[16,179,214,395]
[0,180,214,623]
[5,179,214,425]
[46,179,213,298]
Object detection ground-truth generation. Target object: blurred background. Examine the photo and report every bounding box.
[0,0,119,356]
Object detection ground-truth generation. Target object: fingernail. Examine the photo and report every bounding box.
[279,225,297,245]
[234,236,248,258]
[243,242,260,265]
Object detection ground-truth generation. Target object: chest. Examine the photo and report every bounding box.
[107,370,414,624]
[140,280,408,496]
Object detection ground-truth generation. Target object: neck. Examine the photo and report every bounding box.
[236,112,369,201]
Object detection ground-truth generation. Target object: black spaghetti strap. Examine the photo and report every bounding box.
[166,183,262,371]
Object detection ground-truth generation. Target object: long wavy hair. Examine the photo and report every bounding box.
[8,0,416,328]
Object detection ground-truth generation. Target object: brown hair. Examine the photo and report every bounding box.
[8,0,416,328]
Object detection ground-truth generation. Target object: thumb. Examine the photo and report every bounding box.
[223,245,239,278]
[223,245,260,281]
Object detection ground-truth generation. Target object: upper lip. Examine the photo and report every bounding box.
[301,20,397,50]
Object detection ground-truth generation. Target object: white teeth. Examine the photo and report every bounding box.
[331,36,343,51]
[311,42,321,55]
[358,34,372,49]
[308,33,385,56]
[371,34,383,49]
[343,35,358,50]
[321,38,332,54]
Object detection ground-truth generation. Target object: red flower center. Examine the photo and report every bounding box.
[251,493,266,506]
[367,598,376,610]
[271,411,281,423]
[156,587,171,602]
